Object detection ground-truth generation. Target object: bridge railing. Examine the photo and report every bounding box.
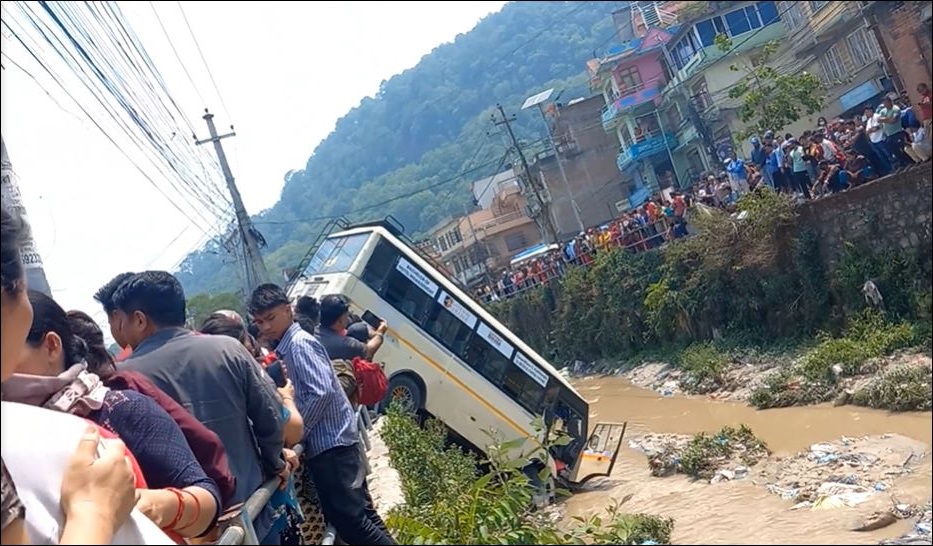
[215,406,375,545]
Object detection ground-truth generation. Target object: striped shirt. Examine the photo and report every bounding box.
[275,322,359,458]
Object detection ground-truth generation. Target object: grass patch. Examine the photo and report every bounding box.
[381,406,674,545]
[750,310,920,410]
[852,365,933,412]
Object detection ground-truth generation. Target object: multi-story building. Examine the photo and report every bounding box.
[428,171,541,287]
[531,95,628,236]
[773,1,891,137]
[588,1,785,193]
[860,0,932,108]
[661,1,785,166]
[590,23,681,202]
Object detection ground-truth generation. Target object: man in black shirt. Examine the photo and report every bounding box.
[316,295,387,361]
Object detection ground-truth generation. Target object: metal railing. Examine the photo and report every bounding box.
[216,405,376,545]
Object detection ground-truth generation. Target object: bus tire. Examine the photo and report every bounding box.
[383,374,424,414]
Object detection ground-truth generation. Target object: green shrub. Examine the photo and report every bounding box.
[678,343,730,393]
[678,425,769,480]
[749,311,920,409]
[748,368,835,409]
[484,192,929,371]
[382,408,675,545]
[852,365,932,412]
[380,405,478,507]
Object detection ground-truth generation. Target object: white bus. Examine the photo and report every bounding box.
[286,219,625,490]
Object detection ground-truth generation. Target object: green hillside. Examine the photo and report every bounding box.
[176,1,615,295]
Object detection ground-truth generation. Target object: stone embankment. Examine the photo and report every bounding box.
[363,417,405,519]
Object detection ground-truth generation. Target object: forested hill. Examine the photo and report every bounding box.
[176,1,615,295]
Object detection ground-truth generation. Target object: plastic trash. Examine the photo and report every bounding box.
[874,482,888,492]
[916,522,932,535]
[639,541,659,545]
[817,454,839,465]
[661,388,673,397]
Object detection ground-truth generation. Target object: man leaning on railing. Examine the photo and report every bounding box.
[249,284,396,546]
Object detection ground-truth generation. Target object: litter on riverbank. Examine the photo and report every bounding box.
[629,425,769,481]
[761,434,927,510]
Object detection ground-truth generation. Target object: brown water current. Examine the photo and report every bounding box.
[566,376,933,545]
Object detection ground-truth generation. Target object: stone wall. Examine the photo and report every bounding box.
[796,162,933,268]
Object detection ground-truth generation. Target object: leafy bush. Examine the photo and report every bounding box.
[677,425,769,480]
[485,191,930,372]
[852,365,933,412]
[678,343,730,394]
[381,407,675,545]
[749,311,920,410]
[380,405,478,507]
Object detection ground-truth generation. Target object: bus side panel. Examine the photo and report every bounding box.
[347,285,536,461]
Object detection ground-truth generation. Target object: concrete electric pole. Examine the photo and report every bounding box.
[195,110,269,293]
[1,136,52,296]
[492,105,560,244]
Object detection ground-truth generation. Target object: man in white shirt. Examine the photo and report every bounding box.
[864,105,892,174]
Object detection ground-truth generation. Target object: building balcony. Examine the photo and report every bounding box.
[601,81,664,131]
[617,132,678,172]
[473,210,532,238]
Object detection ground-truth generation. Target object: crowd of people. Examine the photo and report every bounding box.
[475,84,932,303]
[1,205,397,545]
[477,192,690,302]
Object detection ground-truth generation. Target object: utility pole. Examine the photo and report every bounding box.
[195,110,269,294]
[1,136,52,296]
[492,105,560,244]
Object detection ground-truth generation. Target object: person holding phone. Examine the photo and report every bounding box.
[315,295,387,361]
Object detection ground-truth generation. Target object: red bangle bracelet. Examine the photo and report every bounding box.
[175,488,202,531]
[163,487,185,530]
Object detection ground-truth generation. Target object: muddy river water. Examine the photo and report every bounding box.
[566,376,933,545]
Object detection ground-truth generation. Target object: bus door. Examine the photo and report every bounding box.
[546,390,626,486]
[571,421,627,486]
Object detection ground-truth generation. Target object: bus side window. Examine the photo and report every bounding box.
[501,364,545,414]
[424,301,473,356]
[461,335,509,384]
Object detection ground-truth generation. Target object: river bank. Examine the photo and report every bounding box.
[567,375,933,544]
[563,341,932,412]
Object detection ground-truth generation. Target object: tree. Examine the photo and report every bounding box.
[715,35,824,140]
[186,292,245,329]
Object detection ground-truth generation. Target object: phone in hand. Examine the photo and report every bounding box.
[265,359,288,389]
[361,310,382,329]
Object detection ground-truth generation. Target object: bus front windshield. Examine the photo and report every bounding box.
[304,233,371,277]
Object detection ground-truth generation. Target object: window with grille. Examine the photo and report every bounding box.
[809,1,829,12]
[780,1,804,30]
[846,28,881,68]
[615,66,644,95]
[819,45,846,82]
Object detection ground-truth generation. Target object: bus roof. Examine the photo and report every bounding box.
[327,223,580,395]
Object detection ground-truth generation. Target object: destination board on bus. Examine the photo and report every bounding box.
[477,322,514,359]
[437,290,478,329]
[513,352,549,387]
[396,257,438,297]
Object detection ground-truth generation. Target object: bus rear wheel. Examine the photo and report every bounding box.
[383,374,424,414]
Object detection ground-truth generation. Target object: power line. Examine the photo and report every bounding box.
[176,1,231,122]
[255,152,508,227]
[1,12,222,237]
[148,0,207,108]
[3,1,234,236]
